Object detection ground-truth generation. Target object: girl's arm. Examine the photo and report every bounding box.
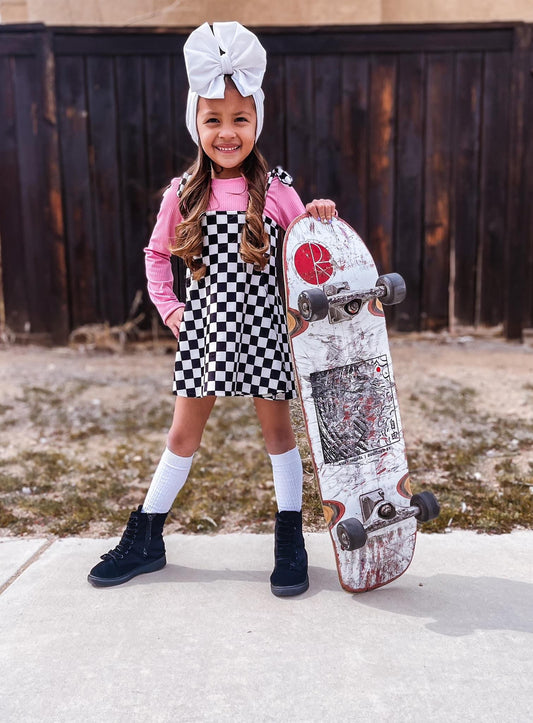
[144,179,185,329]
[268,177,337,229]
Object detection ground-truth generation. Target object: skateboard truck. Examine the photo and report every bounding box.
[360,490,400,523]
[336,491,440,551]
[360,489,385,523]
[298,273,406,324]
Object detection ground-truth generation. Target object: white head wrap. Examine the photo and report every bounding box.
[183,22,267,145]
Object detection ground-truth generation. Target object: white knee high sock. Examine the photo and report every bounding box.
[269,447,303,512]
[142,447,194,514]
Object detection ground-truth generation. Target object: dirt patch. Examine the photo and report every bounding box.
[1,333,532,538]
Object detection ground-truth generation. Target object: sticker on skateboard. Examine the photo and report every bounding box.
[310,355,401,465]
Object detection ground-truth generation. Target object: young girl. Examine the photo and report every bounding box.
[88,22,336,597]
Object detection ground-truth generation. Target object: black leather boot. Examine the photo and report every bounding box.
[88,506,168,587]
[270,510,309,597]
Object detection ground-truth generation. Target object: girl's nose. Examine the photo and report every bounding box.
[217,125,236,139]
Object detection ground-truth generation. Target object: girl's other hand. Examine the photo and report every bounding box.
[166,307,184,339]
[305,199,338,224]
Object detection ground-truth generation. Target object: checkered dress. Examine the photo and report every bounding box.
[173,167,297,400]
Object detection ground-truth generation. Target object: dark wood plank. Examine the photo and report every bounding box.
[422,53,454,331]
[52,27,513,58]
[56,55,98,327]
[261,28,514,55]
[261,53,286,168]
[314,55,342,203]
[523,40,533,329]
[367,54,396,276]
[143,54,174,222]
[13,54,49,333]
[450,51,482,327]
[0,32,40,56]
[285,55,315,201]
[54,33,187,56]
[394,52,425,332]
[38,32,69,343]
[86,55,124,324]
[171,52,196,175]
[0,55,29,331]
[477,52,511,328]
[116,54,151,316]
[505,26,532,338]
[339,56,369,238]
[171,52,195,306]
[143,54,175,329]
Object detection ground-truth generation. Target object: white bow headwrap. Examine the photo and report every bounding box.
[183,22,267,145]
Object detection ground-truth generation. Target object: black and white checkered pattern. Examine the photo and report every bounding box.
[173,169,296,399]
[176,174,190,197]
[267,166,294,189]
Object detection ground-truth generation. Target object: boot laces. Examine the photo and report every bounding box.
[101,516,139,561]
[275,517,302,566]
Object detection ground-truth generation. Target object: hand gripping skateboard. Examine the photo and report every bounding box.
[283,214,440,592]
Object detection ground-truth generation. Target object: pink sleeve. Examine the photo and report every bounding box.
[144,178,185,324]
[264,177,306,230]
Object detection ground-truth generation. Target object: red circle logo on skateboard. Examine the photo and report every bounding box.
[294,242,334,285]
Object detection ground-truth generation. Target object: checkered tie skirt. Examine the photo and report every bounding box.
[173,211,297,400]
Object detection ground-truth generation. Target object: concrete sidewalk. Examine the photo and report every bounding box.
[0,531,532,723]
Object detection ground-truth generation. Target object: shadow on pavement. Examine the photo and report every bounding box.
[352,573,533,636]
[106,562,342,598]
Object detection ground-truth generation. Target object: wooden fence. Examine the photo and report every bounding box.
[0,23,532,342]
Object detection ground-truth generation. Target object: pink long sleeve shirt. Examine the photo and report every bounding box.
[144,175,306,323]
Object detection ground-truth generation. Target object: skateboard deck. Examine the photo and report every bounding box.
[283,214,430,593]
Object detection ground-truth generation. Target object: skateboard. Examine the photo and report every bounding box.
[283,214,440,592]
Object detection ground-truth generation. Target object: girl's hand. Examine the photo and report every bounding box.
[166,307,184,339]
[305,199,338,224]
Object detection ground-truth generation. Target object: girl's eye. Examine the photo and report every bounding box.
[205,118,219,124]
[235,117,249,123]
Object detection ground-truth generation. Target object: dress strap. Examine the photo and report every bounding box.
[176,172,192,199]
[266,166,294,195]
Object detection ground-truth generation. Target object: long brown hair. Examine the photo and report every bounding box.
[170,88,270,280]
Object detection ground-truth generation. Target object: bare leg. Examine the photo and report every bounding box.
[141,395,217,514]
[167,395,217,456]
[254,397,302,512]
[253,398,296,454]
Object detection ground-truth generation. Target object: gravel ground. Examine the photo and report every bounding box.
[1,331,532,537]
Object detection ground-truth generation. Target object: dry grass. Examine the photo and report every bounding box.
[406,383,533,533]
[1,336,532,537]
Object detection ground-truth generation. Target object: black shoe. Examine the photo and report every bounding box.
[87,506,168,587]
[270,510,309,597]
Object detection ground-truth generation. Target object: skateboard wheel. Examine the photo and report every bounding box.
[298,289,329,322]
[411,492,440,522]
[376,273,407,305]
[337,518,367,551]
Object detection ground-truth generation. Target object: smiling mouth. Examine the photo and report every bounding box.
[215,145,240,152]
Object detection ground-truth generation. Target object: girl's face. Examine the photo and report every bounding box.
[197,85,256,178]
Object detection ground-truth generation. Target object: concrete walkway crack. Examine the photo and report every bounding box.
[0,539,55,596]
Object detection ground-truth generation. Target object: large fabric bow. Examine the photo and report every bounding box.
[183,22,267,145]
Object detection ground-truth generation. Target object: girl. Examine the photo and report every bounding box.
[88,22,336,597]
